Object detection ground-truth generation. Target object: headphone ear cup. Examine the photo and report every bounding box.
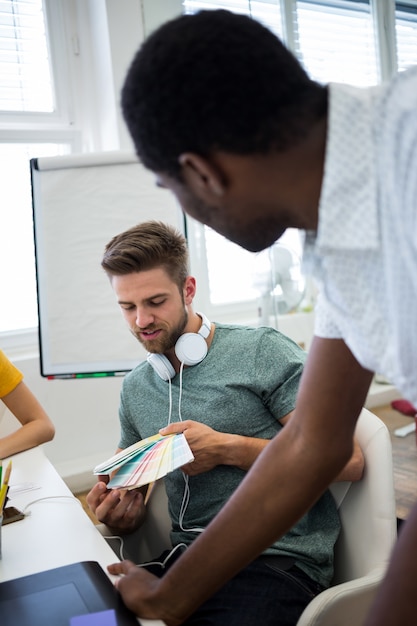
[175,332,208,366]
[147,353,176,381]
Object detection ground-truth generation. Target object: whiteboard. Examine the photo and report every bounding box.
[31,151,185,378]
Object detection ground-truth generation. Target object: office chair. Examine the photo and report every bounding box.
[296,407,397,626]
[98,408,397,626]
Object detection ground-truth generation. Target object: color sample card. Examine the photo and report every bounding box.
[94,433,194,489]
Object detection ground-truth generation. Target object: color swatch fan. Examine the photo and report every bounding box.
[94,433,194,489]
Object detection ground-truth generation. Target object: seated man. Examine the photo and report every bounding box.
[87,221,363,626]
[0,349,55,459]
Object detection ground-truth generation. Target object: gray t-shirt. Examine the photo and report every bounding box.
[119,323,340,587]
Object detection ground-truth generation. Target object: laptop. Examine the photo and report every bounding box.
[0,561,138,626]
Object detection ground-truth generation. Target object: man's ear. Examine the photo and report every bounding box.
[178,153,225,198]
[183,276,197,305]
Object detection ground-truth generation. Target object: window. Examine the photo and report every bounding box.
[183,0,284,36]
[296,1,378,86]
[2,1,417,335]
[0,0,53,112]
[0,142,70,332]
[0,0,78,334]
[182,0,417,323]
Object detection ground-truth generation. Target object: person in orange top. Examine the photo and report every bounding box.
[0,349,55,459]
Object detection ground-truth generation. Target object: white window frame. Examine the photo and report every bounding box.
[0,0,81,142]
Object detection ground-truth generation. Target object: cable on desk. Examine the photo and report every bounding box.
[22,495,83,515]
[102,534,127,560]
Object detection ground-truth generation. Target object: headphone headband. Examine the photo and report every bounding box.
[196,311,211,339]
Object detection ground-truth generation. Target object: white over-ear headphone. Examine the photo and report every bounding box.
[147,312,211,381]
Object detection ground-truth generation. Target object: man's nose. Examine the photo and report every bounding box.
[135,309,154,328]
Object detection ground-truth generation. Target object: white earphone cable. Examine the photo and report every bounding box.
[166,369,173,425]
[178,361,185,422]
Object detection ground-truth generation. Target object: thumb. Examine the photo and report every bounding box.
[108,559,137,579]
[159,421,186,436]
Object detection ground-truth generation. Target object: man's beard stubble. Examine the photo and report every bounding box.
[130,309,188,354]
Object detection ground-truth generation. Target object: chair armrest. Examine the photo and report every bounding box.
[296,567,387,626]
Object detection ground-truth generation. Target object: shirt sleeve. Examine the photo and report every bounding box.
[0,350,24,397]
[118,382,142,449]
[313,292,344,339]
[255,328,306,420]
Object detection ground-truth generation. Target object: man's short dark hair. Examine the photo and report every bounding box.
[102,221,189,291]
[122,9,327,179]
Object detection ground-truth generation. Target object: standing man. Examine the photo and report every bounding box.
[110,9,417,626]
[88,220,363,626]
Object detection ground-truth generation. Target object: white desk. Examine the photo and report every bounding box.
[0,446,160,626]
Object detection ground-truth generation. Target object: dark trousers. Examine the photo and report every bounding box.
[144,549,324,626]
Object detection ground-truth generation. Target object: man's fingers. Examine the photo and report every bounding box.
[86,480,109,509]
[108,559,137,577]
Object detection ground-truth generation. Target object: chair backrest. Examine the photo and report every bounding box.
[329,407,397,584]
[136,479,172,563]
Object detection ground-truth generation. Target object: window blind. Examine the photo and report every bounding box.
[183,1,380,86]
[183,0,283,37]
[296,1,378,86]
[0,0,54,112]
[396,3,417,71]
